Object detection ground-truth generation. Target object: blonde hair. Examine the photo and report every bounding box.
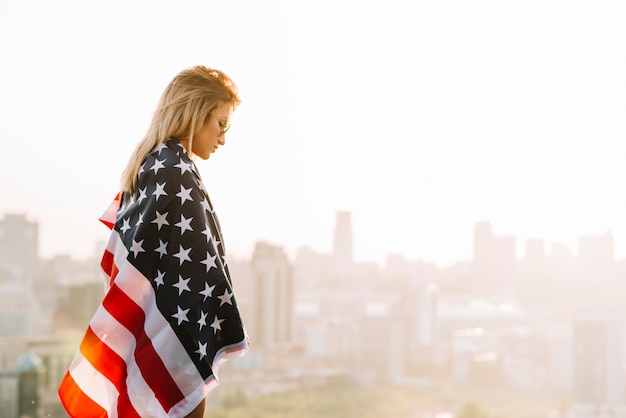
[120,65,240,194]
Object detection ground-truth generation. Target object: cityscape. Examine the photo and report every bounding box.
[0,211,625,417]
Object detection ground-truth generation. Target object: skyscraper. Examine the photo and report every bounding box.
[571,309,624,416]
[248,242,293,349]
[333,211,353,269]
[0,213,39,279]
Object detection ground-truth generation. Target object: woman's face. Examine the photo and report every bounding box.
[189,102,233,159]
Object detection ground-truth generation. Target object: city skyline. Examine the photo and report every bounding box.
[0,207,623,270]
[1,0,625,268]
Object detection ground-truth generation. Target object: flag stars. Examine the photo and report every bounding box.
[195,341,207,361]
[211,236,221,250]
[199,283,215,302]
[175,160,192,175]
[172,306,190,326]
[137,187,148,204]
[201,198,213,214]
[176,185,193,205]
[130,239,145,258]
[153,182,167,200]
[155,240,168,259]
[151,211,169,230]
[210,316,225,334]
[154,270,165,288]
[173,275,191,296]
[218,289,233,307]
[174,245,192,265]
[197,310,208,331]
[175,214,193,235]
[120,218,131,233]
[156,143,168,154]
[151,158,166,174]
[201,252,217,272]
[201,227,212,243]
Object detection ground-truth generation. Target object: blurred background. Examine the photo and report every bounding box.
[0,0,625,417]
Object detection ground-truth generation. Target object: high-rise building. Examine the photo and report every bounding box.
[472,221,516,282]
[578,232,616,280]
[247,242,293,349]
[0,214,39,279]
[522,238,546,279]
[570,309,624,417]
[333,211,353,269]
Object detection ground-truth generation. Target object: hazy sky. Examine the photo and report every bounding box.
[0,0,624,267]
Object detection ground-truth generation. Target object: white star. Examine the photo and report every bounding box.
[154,270,165,288]
[173,275,191,296]
[156,143,168,154]
[151,210,169,230]
[155,239,168,259]
[195,341,207,360]
[221,254,228,268]
[199,283,215,302]
[137,187,148,204]
[176,185,193,205]
[175,214,193,235]
[201,252,217,272]
[172,306,190,326]
[136,213,144,225]
[139,163,145,176]
[201,198,213,214]
[153,182,167,200]
[217,289,233,307]
[175,160,192,175]
[173,245,192,265]
[130,239,145,258]
[197,310,207,331]
[151,158,166,174]
[120,218,131,233]
[201,227,212,242]
[211,236,221,250]
[210,315,225,334]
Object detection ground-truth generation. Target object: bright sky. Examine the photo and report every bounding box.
[0,0,624,267]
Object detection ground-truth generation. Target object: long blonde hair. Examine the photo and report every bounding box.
[120,65,240,194]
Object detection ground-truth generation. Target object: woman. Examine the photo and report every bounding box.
[59,66,249,418]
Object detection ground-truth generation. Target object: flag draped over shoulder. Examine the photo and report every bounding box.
[59,138,249,418]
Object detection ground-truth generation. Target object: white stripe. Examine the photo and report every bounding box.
[68,352,118,417]
[113,259,206,396]
[108,233,206,410]
[89,305,167,418]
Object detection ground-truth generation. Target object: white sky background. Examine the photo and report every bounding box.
[0,0,624,267]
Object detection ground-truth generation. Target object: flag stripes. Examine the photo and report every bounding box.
[59,138,248,417]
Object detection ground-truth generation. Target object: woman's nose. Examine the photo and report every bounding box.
[218,136,225,146]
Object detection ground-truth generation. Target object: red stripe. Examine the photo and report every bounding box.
[103,283,185,412]
[101,250,114,277]
[99,193,120,229]
[79,327,141,418]
[100,250,120,286]
[58,372,108,418]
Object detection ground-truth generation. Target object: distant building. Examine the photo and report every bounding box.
[472,221,516,283]
[247,242,294,350]
[578,232,616,280]
[333,211,354,271]
[570,309,624,417]
[0,213,39,279]
[522,238,546,279]
[353,297,408,384]
[0,266,40,337]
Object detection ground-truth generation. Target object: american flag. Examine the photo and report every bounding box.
[59,138,249,417]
